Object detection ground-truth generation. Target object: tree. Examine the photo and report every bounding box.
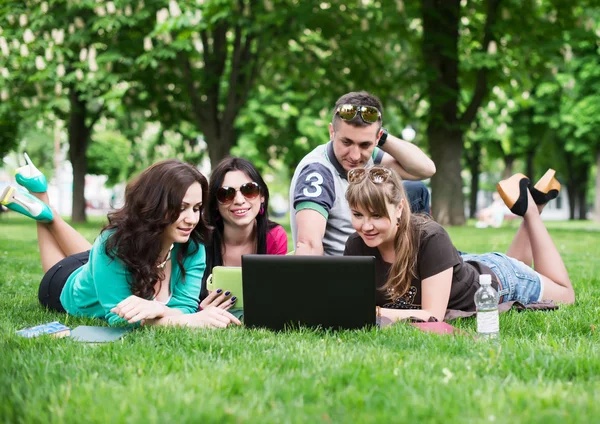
[87,130,131,186]
[418,0,592,224]
[234,0,426,175]
[420,0,502,225]
[528,3,600,220]
[131,0,301,166]
[560,9,600,221]
[0,0,151,221]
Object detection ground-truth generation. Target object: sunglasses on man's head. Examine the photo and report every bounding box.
[348,167,393,184]
[216,182,260,205]
[336,104,382,124]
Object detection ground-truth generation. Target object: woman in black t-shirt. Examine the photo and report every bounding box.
[343,166,575,323]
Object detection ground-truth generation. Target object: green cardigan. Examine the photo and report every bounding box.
[60,231,205,326]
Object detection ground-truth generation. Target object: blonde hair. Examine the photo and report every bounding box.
[346,166,423,300]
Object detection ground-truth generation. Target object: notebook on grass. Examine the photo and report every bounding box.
[69,326,131,343]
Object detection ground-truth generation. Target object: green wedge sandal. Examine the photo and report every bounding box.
[15,152,48,193]
[1,185,53,222]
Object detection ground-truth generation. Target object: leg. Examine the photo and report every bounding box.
[45,214,92,259]
[522,190,575,304]
[402,181,430,214]
[9,155,92,269]
[37,222,67,274]
[505,202,547,267]
[506,222,533,266]
[29,192,92,272]
[27,191,66,273]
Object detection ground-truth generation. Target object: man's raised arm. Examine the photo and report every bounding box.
[378,131,436,181]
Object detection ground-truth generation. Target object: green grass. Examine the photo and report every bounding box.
[1,213,600,423]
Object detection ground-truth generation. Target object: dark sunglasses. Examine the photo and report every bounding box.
[336,104,382,123]
[348,167,392,184]
[216,182,261,205]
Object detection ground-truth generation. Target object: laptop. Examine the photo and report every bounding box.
[241,255,376,330]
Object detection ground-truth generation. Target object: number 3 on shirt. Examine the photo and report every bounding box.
[302,172,323,198]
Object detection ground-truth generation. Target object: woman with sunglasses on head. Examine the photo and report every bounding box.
[343,166,575,323]
[201,157,287,304]
[1,155,240,328]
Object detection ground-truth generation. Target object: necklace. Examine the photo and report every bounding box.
[157,244,174,269]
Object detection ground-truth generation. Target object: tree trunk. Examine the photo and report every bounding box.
[577,166,588,220]
[502,155,515,179]
[206,135,235,168]
[429,130,466,225]
[577,185,587,220]
[566,182,576,220]
[469,169,479,219]
[596,150,600,223]
[202,119,236,167]
[180,22,260,169]
[422,0,464,225]
[525,149,535,181]
[421,0,499,225]
[68,89,90,223]
[467,149,481,219]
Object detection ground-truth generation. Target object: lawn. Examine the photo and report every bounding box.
[1,214,599,423]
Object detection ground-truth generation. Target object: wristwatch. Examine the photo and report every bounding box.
[377,127,388,147]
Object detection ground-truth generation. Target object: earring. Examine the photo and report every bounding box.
[397,218,400,226]
[259,203,265,215]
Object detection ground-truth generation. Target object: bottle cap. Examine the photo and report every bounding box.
[480,274,492,286]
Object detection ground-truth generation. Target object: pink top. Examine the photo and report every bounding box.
[266,225,288,255]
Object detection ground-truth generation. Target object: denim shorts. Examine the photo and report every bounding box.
[460,252,544,304]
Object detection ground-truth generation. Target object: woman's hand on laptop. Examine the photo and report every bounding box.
[187,306,242,328]
[200,289,237,310]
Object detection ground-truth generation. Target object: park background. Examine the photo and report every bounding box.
[1,1,600,423]
[1,0,600,223]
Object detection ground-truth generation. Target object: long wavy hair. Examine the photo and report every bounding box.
[202,157,278,292]
[102,159,210,300]
[346,166,429,299]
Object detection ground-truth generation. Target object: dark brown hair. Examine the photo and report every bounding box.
[202,157,278,296]
[102,159,210,300]
[331,91,383,132]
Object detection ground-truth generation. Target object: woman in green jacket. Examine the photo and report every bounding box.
[1,156,240,328]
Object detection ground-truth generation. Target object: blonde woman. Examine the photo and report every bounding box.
[343,166,574,322]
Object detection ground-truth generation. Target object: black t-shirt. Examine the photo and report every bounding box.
[343,218,500,312]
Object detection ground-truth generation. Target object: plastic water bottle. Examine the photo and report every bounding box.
[475,274,499,339]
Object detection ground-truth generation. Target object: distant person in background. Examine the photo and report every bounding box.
[290,91,436,256]
[1,155,240,328]
[201,157,287,302]
[475,192,509,228]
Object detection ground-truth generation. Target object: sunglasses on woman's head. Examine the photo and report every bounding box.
[348,167,393,184]
[216,182,260,205]
[336,104,382,124]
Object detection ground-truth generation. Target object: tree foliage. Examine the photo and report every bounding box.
[2,0,599,223]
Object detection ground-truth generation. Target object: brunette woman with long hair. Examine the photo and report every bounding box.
[201,157,287,301]
[2,156,239,328]
[343,166,575,322]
